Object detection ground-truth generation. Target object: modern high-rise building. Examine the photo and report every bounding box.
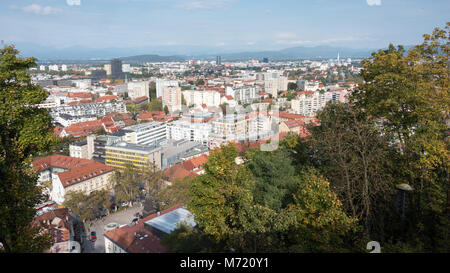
[162,85,182,113]
[216,56,222,65]
[122,63,131,73]
[182,89,221,107]
[122,122,167,146]
[104,64,112,76]
[127,81,150,99]
[91,70,107,81]
[156,79,179,99]
[166,113,215,145]
[111,59,123,79]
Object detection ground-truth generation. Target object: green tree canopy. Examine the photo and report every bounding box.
[350,24,450,251]
[0,45,55,252]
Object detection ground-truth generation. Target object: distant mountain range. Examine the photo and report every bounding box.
[10,42,411,63]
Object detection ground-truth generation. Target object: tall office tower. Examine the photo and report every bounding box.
[337,52,340,63]
[162,85,182,113]
[111,59,123,79]
[91,70,107,81]
[262,57,269,63]
[216,56,222,65]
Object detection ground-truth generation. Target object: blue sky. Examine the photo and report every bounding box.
[1,0,449,50]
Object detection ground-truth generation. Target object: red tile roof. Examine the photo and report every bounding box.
[68,99,93,106]
[33,155,92,172]
[137,111,163,121]
[32,208,71,244]
[97,95,119,103]
[133,96,149,104]
[278,112,306,120]
[163,165,197,183]
[68,92,92,99]
[181,154,208,172]
[284,119,304,129]
[56,161,114,188]
[63,120,103,137]
[53,126,63,136]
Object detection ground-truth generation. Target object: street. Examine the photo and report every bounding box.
[82,203,143,253]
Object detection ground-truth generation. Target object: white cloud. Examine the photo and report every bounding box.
[67,0,81,6]
[247,41,256,45]
[366,0,381,6]
[10,4,62,15]
[175,0,237,10]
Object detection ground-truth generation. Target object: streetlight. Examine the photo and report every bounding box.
[235,156,245,165]
[396,183,413,221]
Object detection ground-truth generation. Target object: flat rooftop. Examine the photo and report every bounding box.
[71,140,87,146]
[161,140,204,159]
[144,207,196,235]
[107,141,162,154]
[124,121,165,132]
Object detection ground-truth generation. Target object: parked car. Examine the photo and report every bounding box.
[91,231,96,242]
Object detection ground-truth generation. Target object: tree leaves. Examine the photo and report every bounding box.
[0,45,55,252]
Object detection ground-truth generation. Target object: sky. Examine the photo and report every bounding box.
[1,0,449,51]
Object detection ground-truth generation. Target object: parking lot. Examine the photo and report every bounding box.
[83,203,143,253]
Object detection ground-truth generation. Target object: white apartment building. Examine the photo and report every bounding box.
[51,101,127,120]
[55,114,97,127]
[72,79,92,89]
[69,139,94,160]
[226,85,259,104]
[127,81,149,99]
[256,71,288,98]
[122,64,131,73]
[291,91,333,116]
[182,90,221,107]
[166,120,211,145]
[162,85,182,113]
[210,114,249,148]
[104,64,112,75]
[49,65,59,71]
[248,114,273,141]
[51,162,115,204]
[297,80,320,91]
[122,122,167,146]
[156,79,179,98]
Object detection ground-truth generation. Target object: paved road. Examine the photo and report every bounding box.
[83,203,143,253]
